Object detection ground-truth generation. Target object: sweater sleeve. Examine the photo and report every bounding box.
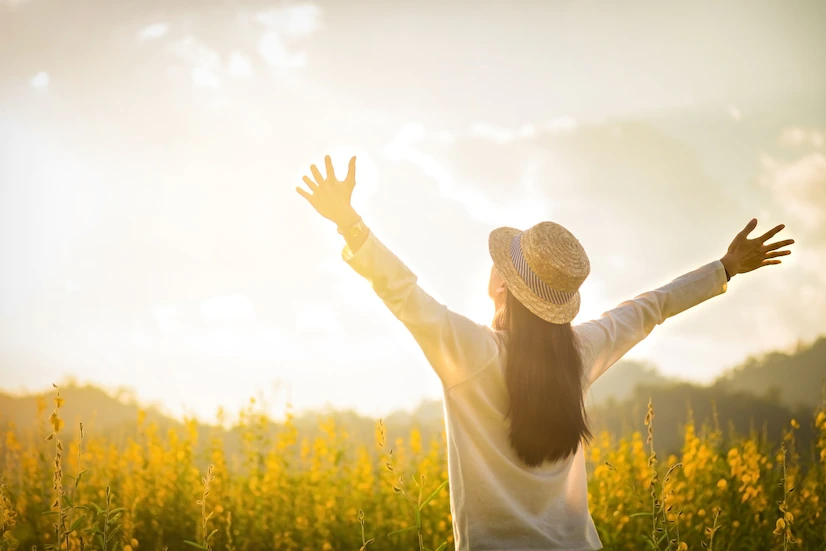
[574,260,729,387]
[342,229,501,389]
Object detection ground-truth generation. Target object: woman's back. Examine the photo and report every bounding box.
[442,328,599,550]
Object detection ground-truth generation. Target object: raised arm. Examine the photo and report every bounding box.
[574,260,728,387]
[296,155,500,389]
[575,218,794,387]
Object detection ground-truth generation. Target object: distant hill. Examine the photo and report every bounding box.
[587,382,816,456]
[587,359,675,405]
[713,336,826,409]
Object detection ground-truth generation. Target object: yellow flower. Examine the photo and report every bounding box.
[816,411,825,428]
[48,412,64,434]
[790,418,800,429]
[773,518,786,535]
[677,543,688,551]
[717,479,728,490]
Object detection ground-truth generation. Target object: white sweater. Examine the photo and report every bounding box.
[342,229,729,551]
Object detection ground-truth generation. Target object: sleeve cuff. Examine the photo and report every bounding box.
[341,228,378,271]
[713,259,729,294]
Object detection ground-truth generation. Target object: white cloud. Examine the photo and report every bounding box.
[382,122,550,226]
[259,31,307,69]
[253,4,320,70]
[192,67,221,89]
[759,151,826,233]
[138,22,169,41]
[31,72,49,89]
[469,122,517,144]
[168,35,221,70]
[542,116,578,133]
[256,4,322,37]
[165,35,226,90]
[228,52,253,78]
[470,117,577,144]
[778,127,826,149]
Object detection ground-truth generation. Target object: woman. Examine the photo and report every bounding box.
[296,155,794,550]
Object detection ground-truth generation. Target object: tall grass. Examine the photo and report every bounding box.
[0,385,824,550]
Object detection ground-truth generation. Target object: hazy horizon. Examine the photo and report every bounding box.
[2,0,825,422]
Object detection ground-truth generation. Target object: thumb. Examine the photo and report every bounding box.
[347,156,357,184]
[738,218,757,238]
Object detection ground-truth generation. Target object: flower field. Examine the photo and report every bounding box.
[1,387,824,551]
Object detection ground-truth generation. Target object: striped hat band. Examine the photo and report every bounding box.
[509,233,577,306]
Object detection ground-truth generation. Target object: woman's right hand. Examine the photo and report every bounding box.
[720,218,794,278]
[296,155,360,229]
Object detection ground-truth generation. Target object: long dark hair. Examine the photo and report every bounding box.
[493,288,593,467]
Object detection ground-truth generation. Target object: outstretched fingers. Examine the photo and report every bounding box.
[302,175,319,192]
[310,164,325,185]
[764,249,791,259]
[757,223,785,243]
[764,238,795,252]
[324,155,336,181]
[345,156,356,183]
[295,186,313,202]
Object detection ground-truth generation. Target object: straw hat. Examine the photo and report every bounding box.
[489,221,590,324]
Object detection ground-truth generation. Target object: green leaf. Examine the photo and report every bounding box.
[41,511,59,517]
[434,543,448,551]
[629,512,654,518]
[387,526,419,537]
[109,511,123,525]
[207,529,219,541]
[418,479,449,510]
[107,524,121,542]
[109,508,125,515]
[70,513,87,532]
[183,541,208,550]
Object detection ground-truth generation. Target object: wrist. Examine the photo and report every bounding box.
[335,208,361,231]
[720,256,736,280]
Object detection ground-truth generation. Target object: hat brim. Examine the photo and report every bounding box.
[489,227,581,325]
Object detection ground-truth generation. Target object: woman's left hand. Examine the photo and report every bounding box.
[296,155,359,227]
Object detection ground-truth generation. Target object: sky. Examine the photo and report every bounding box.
[1,0,825,422]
